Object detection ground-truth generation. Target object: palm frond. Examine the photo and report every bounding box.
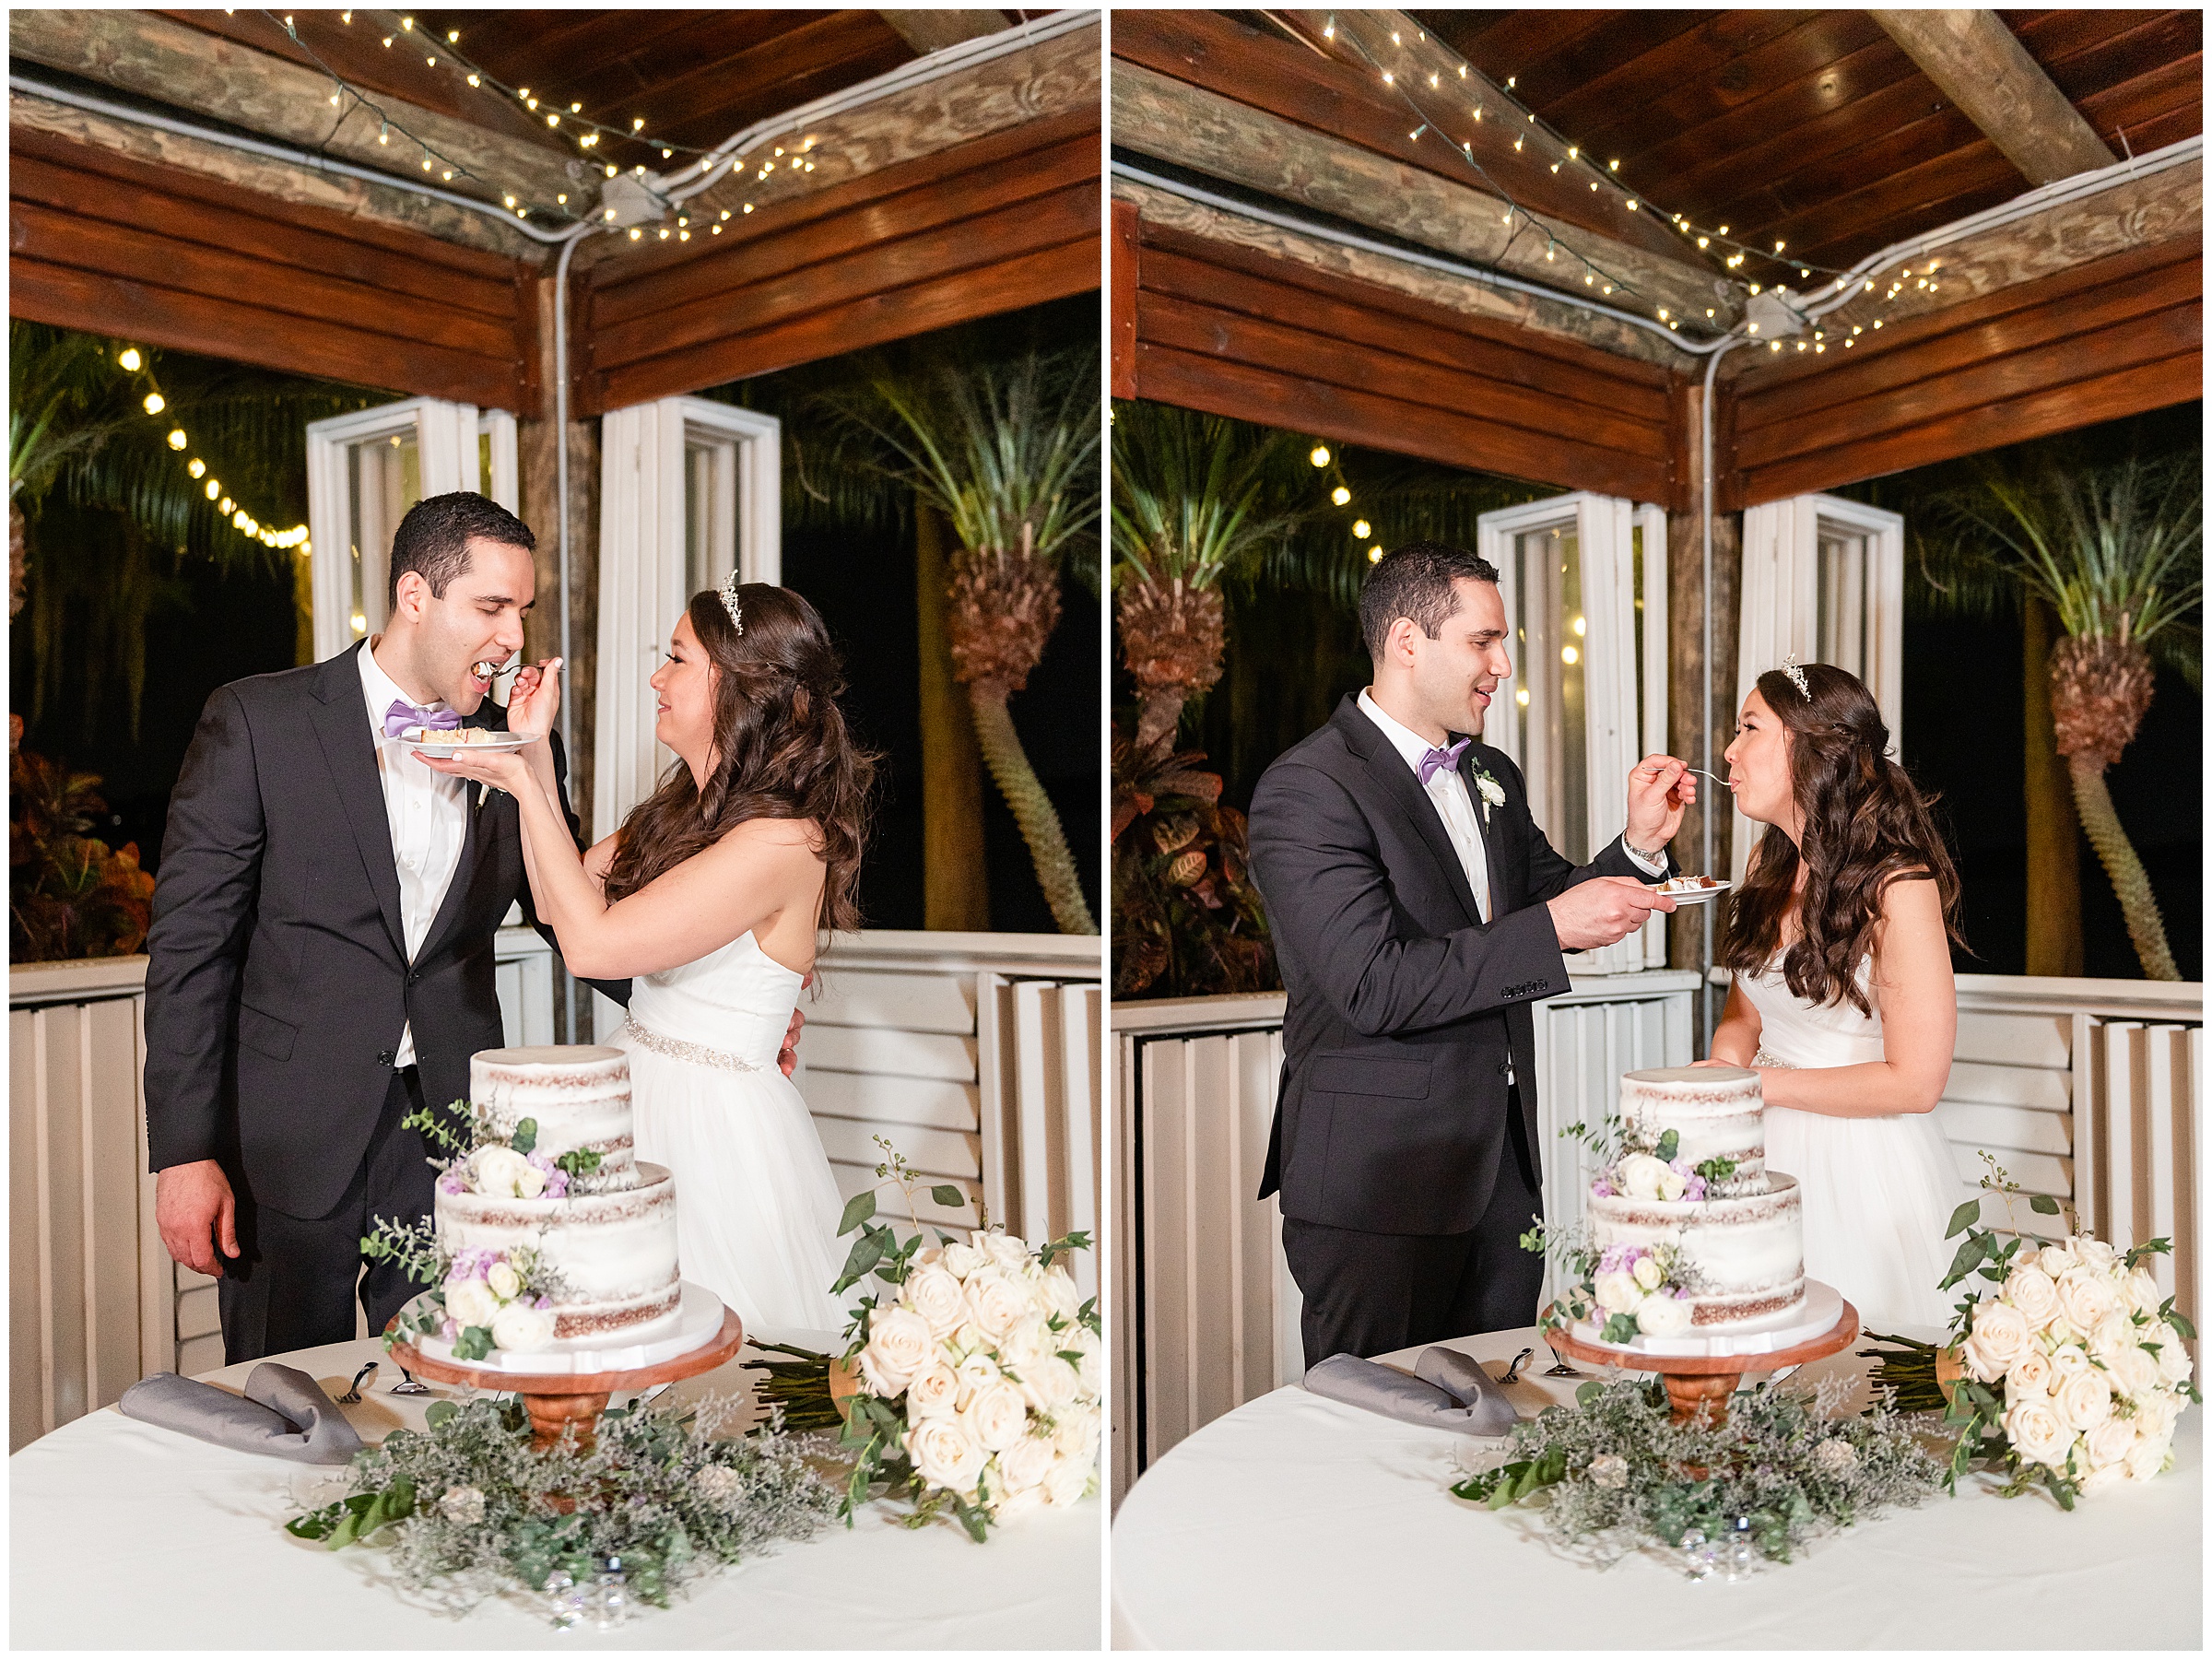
[1109,400,1317,592]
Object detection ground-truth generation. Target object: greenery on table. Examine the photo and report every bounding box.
[1449,1374,1945,1569]
[285,1394,837,1617]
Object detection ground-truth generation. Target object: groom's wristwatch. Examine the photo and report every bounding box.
[1624,837,1667,865]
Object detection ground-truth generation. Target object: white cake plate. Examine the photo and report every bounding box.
[1568,1278,1846,1360]
[400,1280,730,1376]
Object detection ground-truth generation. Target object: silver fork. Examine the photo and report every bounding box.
[1497,1347,1536,1385]
[337,1361,377,1404]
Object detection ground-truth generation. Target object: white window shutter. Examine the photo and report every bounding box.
[1734,493,1904,883]
[304,397,518,663]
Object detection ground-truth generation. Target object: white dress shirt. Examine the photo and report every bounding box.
[1356,689,1667,928]
[359,642,469,1068]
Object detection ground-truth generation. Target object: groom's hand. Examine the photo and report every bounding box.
[156,1160,239,1277]
[1547,877,1674,950]
[1624,753,1695,853]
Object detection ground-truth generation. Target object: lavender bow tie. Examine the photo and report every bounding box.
[382,700,461,739]
[1418,737,1470,785]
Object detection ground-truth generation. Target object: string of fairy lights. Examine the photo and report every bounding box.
[241,8,825,239]
[105,346,313,556]
[1311,12,1955,353]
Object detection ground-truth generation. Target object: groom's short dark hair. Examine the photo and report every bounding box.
[1359,540,1500,659]
[388,491,535,608]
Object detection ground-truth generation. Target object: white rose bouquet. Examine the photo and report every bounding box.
[1869,1159,2198,1510]
[771,1139,1100,1541]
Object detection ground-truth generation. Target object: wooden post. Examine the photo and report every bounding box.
[917,504,991,930]
[1111,199,1139,402]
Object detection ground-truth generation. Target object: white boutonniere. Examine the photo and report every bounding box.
[1471,765,1505,824]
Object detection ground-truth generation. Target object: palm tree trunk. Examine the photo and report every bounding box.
[968,684,1096,935]
[1135,689,1186,753]
[2021,597,2081,976]
[8,498,25,619]
[916,504,989,930]
[2066,756,2178,981]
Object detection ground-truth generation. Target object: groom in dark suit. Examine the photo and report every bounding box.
[1249,540,1697,1364]
[143,492,621,1363]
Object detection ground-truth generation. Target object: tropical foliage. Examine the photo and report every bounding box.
[9,715,156,961]
[1936,453,2201,980]
[10,321,384,740]
[828,346,1102,935]
[1111,730,1273,998]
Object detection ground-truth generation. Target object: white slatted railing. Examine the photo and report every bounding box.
[9,928,1098,1450]
[1112,971,1701,1502]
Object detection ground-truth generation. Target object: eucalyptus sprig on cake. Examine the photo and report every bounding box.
[778,1137,1103,1540]
[285,1393,836,1618]
[1864,1155,2198,1509]
[1450,1373,1945,1569]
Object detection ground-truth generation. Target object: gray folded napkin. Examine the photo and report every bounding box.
[1303,1348,1522,1435]
[118,1363,364,1464]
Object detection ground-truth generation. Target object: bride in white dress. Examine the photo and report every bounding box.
[1700,660,1963,1327]
[421,577,864,1332]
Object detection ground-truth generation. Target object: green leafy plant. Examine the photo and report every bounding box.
[1110,725,1274,998]
[8,716,156,961]
[1449,1372,1944,1568]
[285,1394,837,1619]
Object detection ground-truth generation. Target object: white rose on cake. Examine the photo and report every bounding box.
[490,1300,556,1353]
[1630,1256,1665,1292]
[903,1264,969,1336]
[861,1307,935,1395]
[1593,1271,1643,1315]
[486,1261,523,1301]
[1617,1152,1686,1201]
[469,1145,534,1198]
[445,1277,500,1330]
[1636,1291,1691,1336]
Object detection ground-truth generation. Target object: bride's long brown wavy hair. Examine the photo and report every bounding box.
[601,584,876,935]
[1716,662,1964,1015]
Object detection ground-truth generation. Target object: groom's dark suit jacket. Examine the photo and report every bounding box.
[1249,694,1662,1237]
[143,641,627,1219]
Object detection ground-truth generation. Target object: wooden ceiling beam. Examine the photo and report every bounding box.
[8,9,589,214]
[1870,10,2118,185]
[1112,58,1736,338]
[878,13,1010,56]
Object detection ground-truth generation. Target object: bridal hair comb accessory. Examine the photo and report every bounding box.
[719,571,744,637]
[1778,652,1809,700]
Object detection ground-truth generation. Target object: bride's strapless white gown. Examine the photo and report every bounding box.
[1736,959,1959,1327]
[613,931,848,1333]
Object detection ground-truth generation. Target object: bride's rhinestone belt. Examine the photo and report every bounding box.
[618,1014,760,1074]
[1750,1045,1796,1069]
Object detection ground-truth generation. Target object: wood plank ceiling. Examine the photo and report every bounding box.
[1408,9,2203,273]
[161,10,1004,182]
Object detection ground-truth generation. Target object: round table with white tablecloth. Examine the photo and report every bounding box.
[1111,1324,2200,1650]
[11,1328,1100,1649]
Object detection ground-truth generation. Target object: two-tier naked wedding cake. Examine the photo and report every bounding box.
[1583,1065,1806,1330]
[435,1046,683,1342]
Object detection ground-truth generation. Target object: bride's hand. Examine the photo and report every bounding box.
[503,657,563,744]
[417,746,533,795]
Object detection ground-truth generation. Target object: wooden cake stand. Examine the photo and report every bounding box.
[384,1305,746,1453]
[1538,1297,1860,1426]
